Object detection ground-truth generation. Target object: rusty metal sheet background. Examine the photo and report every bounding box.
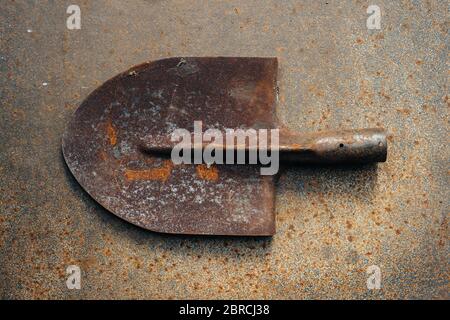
[0,0,448,299]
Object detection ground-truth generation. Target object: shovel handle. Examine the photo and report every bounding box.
[279,128,387,164]
[140,128,388,165]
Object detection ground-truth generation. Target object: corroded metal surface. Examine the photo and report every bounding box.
[0,1,448,299]
[144,126,388,164]
[63,57,277,235]
[62,57,386,236]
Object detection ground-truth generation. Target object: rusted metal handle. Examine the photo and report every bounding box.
[279,128,387,164]
[141,128,388,164]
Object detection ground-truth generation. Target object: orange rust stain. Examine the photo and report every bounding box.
[196,164,219,181]
[104,248,112,257]
[307,84,325,97]
[125,160,173,182]
[99,150,108,161]
[78,256,97,270]
[106,120,117,146]
[396,108,411,116]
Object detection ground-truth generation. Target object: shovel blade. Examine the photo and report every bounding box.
[62,57,278,235]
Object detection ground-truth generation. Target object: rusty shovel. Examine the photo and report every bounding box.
[62,57,387,236]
